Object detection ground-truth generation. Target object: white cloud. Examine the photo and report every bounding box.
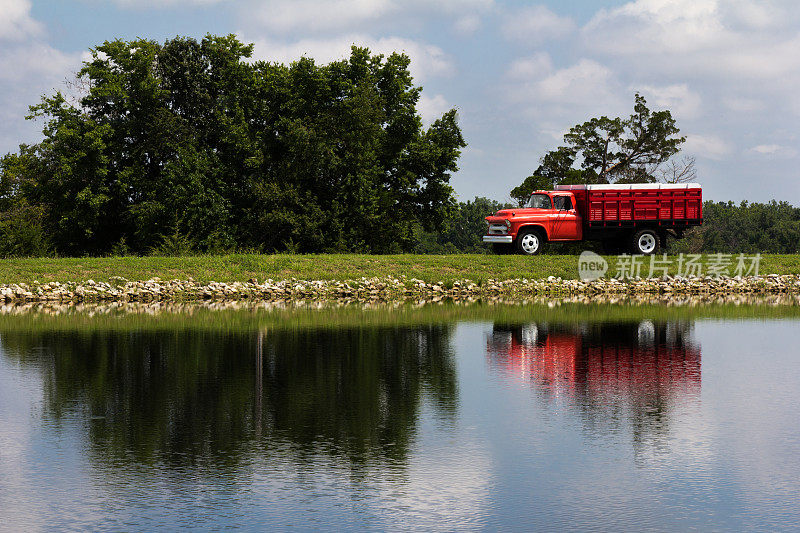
[571,0,800,155]
[417,94,451,124]
[248,0,492,34]
[536,60,613,104]
[722,96,765,113]
[0,1,83,154]
[722,0,788,31]
[508,58,619,111]
[0,43,82,152]
[750,144,798,158]
[636,84,702,119]
[430,0,493,13]
[247,34,455,81]
[112,0,229,6]
[683,134,732,159]
[254,0,394,33]
[583,0,800,81]
[453,14,481,35]
[0,43,76,83]
[503,56,628,141]
[714,34,800,80]
[751,144,780,154]
[584,0,726,56]
[0,0,42,41]
[502,5,575,43]
[506,53,552,80]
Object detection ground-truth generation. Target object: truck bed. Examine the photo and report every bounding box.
[554,183,702,229]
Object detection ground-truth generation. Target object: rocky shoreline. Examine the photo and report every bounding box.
[0,274,799,303]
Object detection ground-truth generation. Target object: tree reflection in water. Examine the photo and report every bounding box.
[0,326,458,470]
[487,321,701,458]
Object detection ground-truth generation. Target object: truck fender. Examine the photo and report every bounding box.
[516,224,548,241]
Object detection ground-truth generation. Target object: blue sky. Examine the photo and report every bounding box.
[2,0,799,203]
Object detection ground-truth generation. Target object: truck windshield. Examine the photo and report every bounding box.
[526,194,552,209]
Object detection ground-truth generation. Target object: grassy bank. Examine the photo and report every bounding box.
[0,253,799,285]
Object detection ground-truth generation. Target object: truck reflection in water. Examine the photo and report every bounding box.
[487,321,701,458]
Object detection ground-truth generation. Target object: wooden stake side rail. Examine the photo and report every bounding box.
[556,184,703,228]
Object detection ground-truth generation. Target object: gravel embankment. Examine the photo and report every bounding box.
[0,274,799,303]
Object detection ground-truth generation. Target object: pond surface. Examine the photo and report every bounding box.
[1,303,799,531]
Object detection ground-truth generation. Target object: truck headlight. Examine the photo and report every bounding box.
[505,219,511,228]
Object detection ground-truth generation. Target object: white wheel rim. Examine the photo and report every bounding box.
[638,233,656,254]
[521,324,539,345]
[638,320,655,345]
[521,234,539,254]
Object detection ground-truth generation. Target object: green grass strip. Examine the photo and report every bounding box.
[0,253,798,285]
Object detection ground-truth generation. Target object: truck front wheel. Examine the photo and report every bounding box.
[517,229,544,255]
[631,229,660,255]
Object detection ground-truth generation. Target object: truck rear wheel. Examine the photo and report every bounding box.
[631,229,660,255]
[517,229,544,255]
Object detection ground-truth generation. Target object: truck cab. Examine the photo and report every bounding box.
[483,190,582,255]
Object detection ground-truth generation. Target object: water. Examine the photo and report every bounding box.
[1,304,799,531]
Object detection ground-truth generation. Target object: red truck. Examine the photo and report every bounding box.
[483,183,702,255]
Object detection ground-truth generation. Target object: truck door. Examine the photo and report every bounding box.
[551,194,581,241]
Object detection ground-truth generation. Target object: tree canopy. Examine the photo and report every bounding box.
[673,200,800,254]
[511,94,686,205]
[0,35,465,256]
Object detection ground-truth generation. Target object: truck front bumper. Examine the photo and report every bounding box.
[483,235,513,244]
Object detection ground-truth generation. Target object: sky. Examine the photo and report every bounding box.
[1,0,799,203]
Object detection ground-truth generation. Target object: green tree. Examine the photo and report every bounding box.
[0,149,52,257]
[512,93,685,204]
[0,35,465,256]
[415,196,508,253]
[670,200,800,254]
[11,95,115,255]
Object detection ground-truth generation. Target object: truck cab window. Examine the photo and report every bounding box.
[554,196,572,211]
[526,194,552,209]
